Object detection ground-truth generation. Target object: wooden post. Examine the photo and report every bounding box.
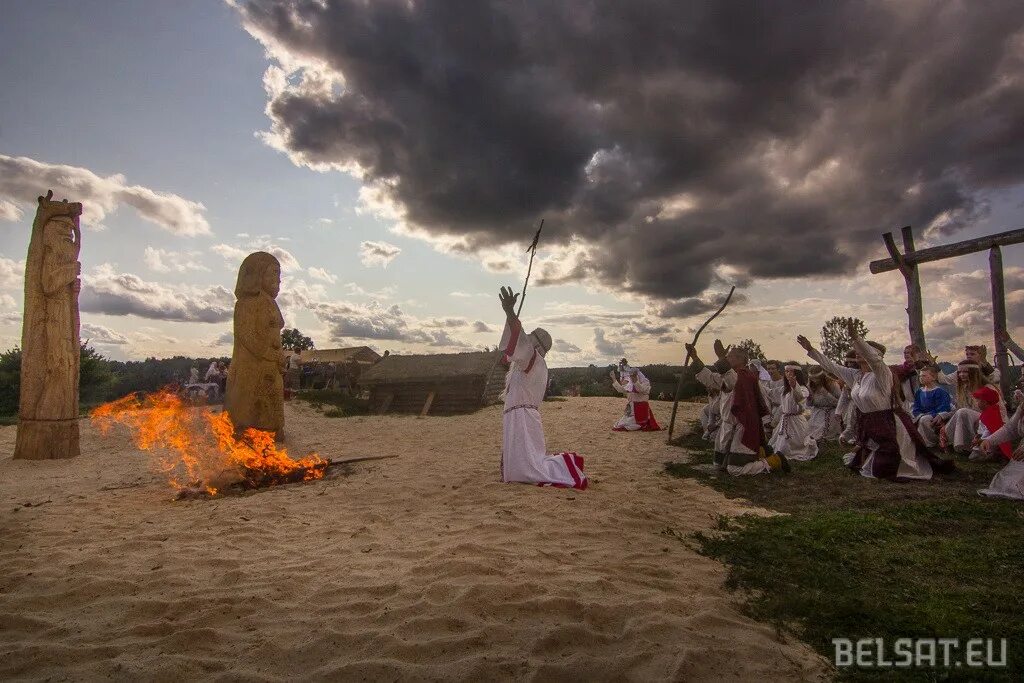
[901,226,927,352]
[882,227,926,351]
[989,246,1011,399]
[419,390,436,418]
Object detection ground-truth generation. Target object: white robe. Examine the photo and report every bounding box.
[770,385,818,461]
[808,339,934,480]
[611,373,656,431]
[499,320,587,489]
[980,404,1024,500]
[807,385,841,441]
[695,371,722,441]
[695,365,772,476]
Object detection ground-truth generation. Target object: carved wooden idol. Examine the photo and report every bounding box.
[225,251,285,438]
[15,190,83,460]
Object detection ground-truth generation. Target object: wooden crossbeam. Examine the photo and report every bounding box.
[870,228,1024,274]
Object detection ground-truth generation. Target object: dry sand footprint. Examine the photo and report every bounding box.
[0,397,830,681]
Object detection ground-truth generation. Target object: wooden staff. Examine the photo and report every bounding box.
[516,218,544,317]
[666,286,736,443]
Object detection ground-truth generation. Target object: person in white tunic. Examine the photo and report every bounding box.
[688,340,789,476]
[755,360,785,429]
[834,350,861,445]
[497,286,587,490]
[609,365,661,431]
[769,365,818,461]
[695,377,722,442]
[979,391,1024,500]
[797,321,954,481]
[806,367,841,442]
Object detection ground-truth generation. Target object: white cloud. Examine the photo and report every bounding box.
[312,299,473,350]
[0,154,211,236]
[212,241,300,272]
[359,240,401,268]
[307,266,338,283]
[0,293,17,310]
[143,246,209,273]
[472,321,495,333]
[80,322,130,345]
[0,256,24,290]
[80,264,234,323]
[0,199,23,222]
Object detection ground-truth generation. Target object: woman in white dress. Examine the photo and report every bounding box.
[769,365,817,461]
[797,322,954,481]
[806,367,841,442]
[979,392,1024,500]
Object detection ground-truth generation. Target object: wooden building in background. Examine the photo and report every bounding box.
[359,350,505,415]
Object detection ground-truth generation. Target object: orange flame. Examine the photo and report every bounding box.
[90,389,326,496]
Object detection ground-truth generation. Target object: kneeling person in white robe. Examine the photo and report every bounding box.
[610,365,661,431]
[497,286,587,490]
[769,365,818,461]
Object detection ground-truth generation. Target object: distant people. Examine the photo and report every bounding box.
[911,366,952,448]
[797,320,953,481]
[216,361,228,396]
[497,285,587,489]
[286,352,301,391]
[610,365,661,431]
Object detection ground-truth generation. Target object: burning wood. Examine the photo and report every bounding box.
[90,389,326,496]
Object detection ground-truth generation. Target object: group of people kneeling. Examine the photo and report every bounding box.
[689,319,1024,500]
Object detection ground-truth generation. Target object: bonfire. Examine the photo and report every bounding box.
[90,389,327,497]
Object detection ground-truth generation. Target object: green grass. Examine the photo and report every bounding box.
[667,421,1024,681]
[294,389,369,418]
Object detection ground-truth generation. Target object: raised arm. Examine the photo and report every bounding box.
[796,334,859,386]
[999,331,1024,363]
[850,327,893,396]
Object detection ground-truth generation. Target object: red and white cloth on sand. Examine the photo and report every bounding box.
[499,319,588,490]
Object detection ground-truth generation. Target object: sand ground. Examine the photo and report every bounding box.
[0,397,829,681]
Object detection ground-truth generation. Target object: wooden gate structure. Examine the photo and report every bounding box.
[870,225,1024,398]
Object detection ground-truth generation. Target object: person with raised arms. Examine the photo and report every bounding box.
[497,286,587,490]
[797,320,954,481]
[687,339,789,476]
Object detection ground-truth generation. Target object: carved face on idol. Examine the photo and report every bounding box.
[43,218,76,256]
[262,260,281,298]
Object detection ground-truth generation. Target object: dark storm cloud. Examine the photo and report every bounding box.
[654,292,749,319]
[234,0,1024,303]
